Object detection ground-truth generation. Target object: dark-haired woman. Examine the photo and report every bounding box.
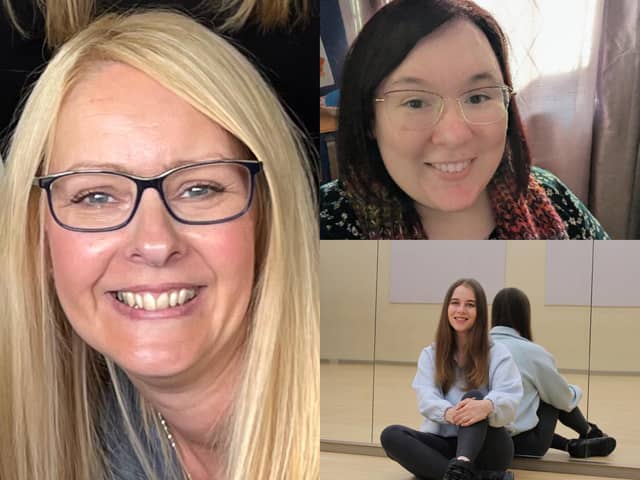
[381,279,522,480]
[490,287,616,458]
[319,0,608,240]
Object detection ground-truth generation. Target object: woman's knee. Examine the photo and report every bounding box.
[380,424,408,452]
[461,389,484,401]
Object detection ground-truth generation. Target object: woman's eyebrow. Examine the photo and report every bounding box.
[63,161,130,172]
[61,156,233,173]
[466,71,502,86]
[386,71,502,92]
[386,76,429,90]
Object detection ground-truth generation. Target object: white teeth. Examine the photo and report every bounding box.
[180,288,194,304]
[169,291,178,307]
[156,292,169,310]
[143,293,156,311]
[178,289,187,305]
[114,288,197,311]
[125,292,135,307]
[431,160,470,173]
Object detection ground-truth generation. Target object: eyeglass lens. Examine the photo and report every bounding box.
[48,163,252,230]
[381,86,509,130]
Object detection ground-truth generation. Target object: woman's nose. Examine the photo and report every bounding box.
[123,190,186,267]
[455,302,467,312]
[430,99,474,147]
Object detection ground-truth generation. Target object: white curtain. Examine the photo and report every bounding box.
[476,0,604,204]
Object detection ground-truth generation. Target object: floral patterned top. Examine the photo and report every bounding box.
[319,167,610,240]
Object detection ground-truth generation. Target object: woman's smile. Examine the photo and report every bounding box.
[108,284,206,319]
[424,158,475,179]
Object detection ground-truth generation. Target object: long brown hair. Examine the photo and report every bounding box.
[491,287,533,341]
[435,278,490,394]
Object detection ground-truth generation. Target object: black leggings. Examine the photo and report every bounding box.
[380,391,514,480]
[513,401,590,457]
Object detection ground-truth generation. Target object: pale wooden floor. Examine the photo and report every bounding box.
[321,452,630,480]
[321,363,640,467]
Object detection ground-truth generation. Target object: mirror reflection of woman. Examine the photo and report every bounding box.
[380,279,523,480]
[0,11,318,480]
[490,288,616,459]
[320,0,609,240]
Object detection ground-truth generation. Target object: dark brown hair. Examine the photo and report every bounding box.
[491,287,533,341]
[435,278,490,393]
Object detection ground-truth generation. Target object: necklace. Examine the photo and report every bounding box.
[158,412,193,480]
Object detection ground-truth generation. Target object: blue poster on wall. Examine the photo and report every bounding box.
[320,0,349,97]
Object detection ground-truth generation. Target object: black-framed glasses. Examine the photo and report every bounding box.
[33,160,263,232]
[375,85,514,130]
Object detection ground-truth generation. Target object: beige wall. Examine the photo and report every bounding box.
[320,241,377,361]
[375,240,449,364]
[504,241,591,371]
[321,240,640,372]
[591,307,640,373]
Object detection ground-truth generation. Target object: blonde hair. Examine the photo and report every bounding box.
[0,10,318,480]
[3,0,311,47]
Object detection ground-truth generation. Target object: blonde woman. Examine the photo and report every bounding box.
[0,10,318,480]
[0,0,316,141]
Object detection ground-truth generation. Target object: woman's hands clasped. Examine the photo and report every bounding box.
[445,398,493,427]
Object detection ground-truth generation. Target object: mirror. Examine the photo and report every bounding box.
[371,241,593,453]
[586,241,640,467]
[320,240,378,442]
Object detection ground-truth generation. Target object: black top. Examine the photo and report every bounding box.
[0,0,318,147]
[320,167,610,240]
[101,369,180,479]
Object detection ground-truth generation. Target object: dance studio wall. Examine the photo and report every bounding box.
[320,240,640,373]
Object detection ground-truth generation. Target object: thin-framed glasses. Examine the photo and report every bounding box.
[33,160,263,232]
[374,85,514,131]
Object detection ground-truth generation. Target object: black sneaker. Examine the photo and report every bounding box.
[442,458,478,480]
[478,470,514,480]
[568,436,617,458]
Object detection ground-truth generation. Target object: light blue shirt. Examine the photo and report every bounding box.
[412,340,523,437]
[490,326,582,436]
